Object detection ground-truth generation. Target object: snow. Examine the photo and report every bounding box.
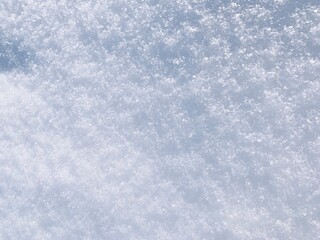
[0,0,319,239]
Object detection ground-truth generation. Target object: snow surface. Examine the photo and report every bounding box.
[0,0,319,239]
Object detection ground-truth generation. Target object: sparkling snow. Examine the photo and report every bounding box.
[0,0,319,239]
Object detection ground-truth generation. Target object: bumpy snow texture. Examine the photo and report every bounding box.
[0,0,319,239]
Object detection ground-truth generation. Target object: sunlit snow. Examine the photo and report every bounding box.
[0,0,319,239]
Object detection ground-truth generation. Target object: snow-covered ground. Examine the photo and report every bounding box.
[0,0,319,239]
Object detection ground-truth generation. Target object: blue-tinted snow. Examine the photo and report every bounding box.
[0,0,319,239]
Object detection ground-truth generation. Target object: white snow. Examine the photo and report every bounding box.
[0,0,319,239]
